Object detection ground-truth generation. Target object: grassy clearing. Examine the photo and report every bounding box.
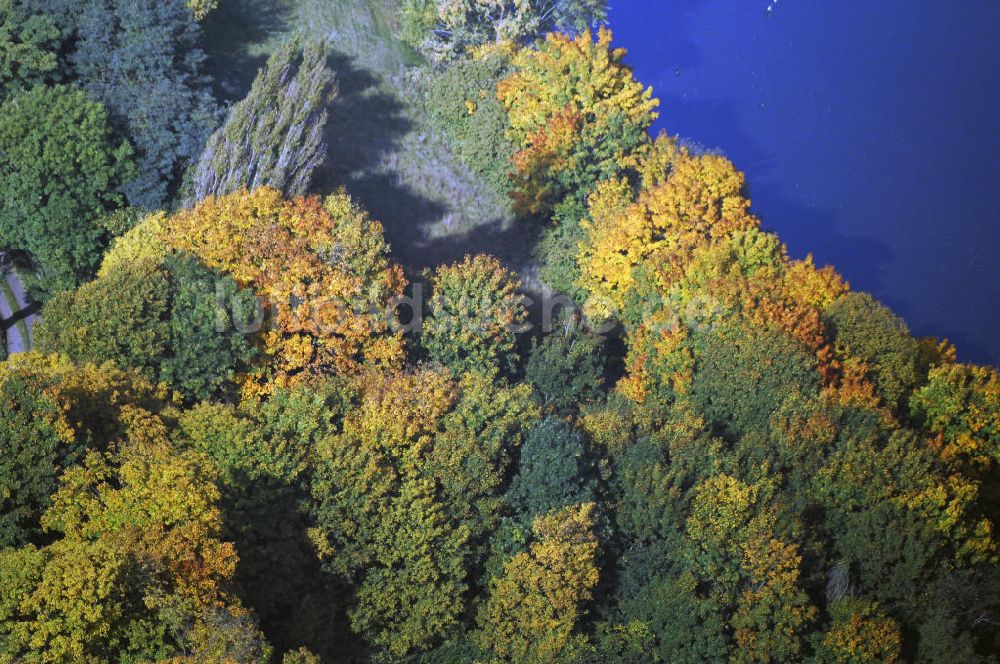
[203,0,416,96]
[202,0,530,277]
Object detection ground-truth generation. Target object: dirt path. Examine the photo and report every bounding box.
[0,266,37,355]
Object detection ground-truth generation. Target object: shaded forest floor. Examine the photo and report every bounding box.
[202,0,535,283]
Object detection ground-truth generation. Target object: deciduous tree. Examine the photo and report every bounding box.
[690,325,821,441]
[310,368,471,656]
[475,503,600,662]
[0,407,265,662]
[578,152,758,321]
[824,292,922,412]
[0,365,76,547]
[910,362,1000,472]
[401,0,607,59]
[506,417,598,521]
[421,254,526,376]
[525,321,606,413]
[431,371,539,541]
[36,253,259,401]
[0,85,133,297]
[165,187,407,394]
[186,0,216,20]
[69,0,220,209]
[814,597,902,664]
[421,51,517,196]
[0,0,61,96]
[498,27,658,216]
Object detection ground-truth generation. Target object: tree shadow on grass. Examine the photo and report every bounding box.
[204,12,537,279]
[315,49,542,279]
[313,51,460,271]
[201,0,294,102]
[409,215,539,276]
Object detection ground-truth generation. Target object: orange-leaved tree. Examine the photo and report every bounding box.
[160,187,406,394]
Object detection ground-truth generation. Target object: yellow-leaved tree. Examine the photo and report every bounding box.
[475,503,600,662]
[187,0,217,20]
[0,406,269,662]
[498,27,659,216]
[578,150,759,322]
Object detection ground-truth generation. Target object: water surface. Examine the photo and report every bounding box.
[611,0,1000,364]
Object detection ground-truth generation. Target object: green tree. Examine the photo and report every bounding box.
[350,477,470,657]
[690,324,821,441]
[309,369,471,657]
[812,424,995,655]
[421,254,527,376]
[536,197,590,298]
[0,0,61,96]
[307,369,541,656]
[400,0,607,60]
[0,84,133,298]
[189,38,337,202]
[175,386,350,658]
[506,417,598,521]
[71,0,220,209]
[35,253,259,401]
[525,321,605,413]
[608,405,722,581]
[824,292,922,412]
[430,371,540,543]
[36,259,170,383]
[159,253,260,399]
[0,367,77,547]
[612,571,730,664]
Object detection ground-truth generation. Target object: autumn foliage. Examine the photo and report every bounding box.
[165,187,407,393]
[1,11,999,664]
[498,27,659,216]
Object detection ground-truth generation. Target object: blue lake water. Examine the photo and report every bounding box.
[609,0,1000,365]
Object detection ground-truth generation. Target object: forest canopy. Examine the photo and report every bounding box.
[0,0,998,662]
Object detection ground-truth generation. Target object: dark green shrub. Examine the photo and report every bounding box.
[422,54,516,197]
[525,323,605,413]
